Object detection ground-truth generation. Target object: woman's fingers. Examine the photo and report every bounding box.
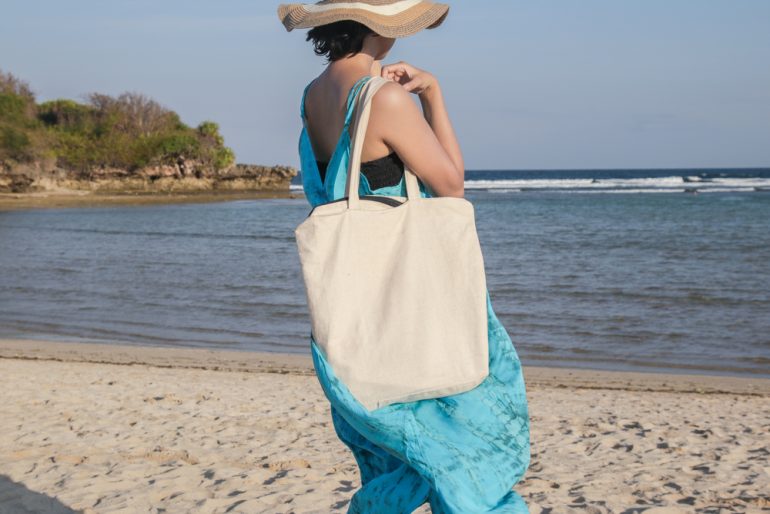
[381,62,405,74]
[381,62,431,93]
[402,78,419,92]
[381,62,415,80]
[380,64,394,77]
[381,68,399,82]
[382,69,405,83]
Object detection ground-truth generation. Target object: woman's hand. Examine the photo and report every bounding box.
[380,61,437,95]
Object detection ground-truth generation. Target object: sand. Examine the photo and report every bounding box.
[1,338,768,514]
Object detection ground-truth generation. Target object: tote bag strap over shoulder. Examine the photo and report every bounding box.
[295,75,490,411]
[345,76,422,208]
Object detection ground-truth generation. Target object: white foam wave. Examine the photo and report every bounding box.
[463,176,770,192]
[290,176,770,194]
[553,187,759,194]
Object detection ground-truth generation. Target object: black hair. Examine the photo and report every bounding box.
[306,20,374,63]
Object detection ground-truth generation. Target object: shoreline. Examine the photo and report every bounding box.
[2,338,768,397]
[0,190,304,211]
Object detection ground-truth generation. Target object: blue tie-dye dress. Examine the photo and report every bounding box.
[298,75,531,514]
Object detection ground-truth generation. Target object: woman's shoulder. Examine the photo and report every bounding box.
[370,79,412,110]
[368,80,426,138]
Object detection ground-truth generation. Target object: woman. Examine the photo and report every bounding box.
[278,2,531,512]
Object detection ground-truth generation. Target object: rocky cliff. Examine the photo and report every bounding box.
[0,158,297,194]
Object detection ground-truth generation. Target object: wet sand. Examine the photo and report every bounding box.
[1,338,768,513]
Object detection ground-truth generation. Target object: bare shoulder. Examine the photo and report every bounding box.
[371,81,415,112]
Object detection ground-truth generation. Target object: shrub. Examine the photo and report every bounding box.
[0,125,32,162]
[0,68,237,174]
[38,99,95,132]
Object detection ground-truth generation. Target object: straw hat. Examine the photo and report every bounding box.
[277,0,450,38]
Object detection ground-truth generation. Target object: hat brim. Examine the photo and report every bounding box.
[277,1,449,38]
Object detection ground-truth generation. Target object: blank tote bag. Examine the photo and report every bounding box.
[295,76,489,411]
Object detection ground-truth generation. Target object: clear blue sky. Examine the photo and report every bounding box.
[2,1,769,170]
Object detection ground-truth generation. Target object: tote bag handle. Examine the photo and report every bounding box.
[345,76,422,208]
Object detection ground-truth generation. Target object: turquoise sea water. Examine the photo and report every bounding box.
[1,168,768,378]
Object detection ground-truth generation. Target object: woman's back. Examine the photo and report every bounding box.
[304,72,399,164]
[309,73,405,191]
[298,73,433,208]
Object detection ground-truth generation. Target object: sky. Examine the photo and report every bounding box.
[2,1,769,170]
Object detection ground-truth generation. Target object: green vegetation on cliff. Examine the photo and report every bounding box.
[0,69,235,173]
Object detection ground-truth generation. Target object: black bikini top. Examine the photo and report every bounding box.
[317,151,404,191]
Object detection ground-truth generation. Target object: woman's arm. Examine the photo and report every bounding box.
[374,62,465,197]
[418,83,465,186]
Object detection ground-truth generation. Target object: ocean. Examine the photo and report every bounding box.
[1,167,768,378]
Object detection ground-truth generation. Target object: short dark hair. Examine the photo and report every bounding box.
[306,20,374,62]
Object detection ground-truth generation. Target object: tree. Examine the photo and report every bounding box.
[1,68,237,173]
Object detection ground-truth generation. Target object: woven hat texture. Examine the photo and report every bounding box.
[277,0,449,38]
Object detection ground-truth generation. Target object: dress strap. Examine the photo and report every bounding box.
[343,76,372,126]
[300,79,315,122]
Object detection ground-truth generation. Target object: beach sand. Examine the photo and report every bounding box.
[1,338,768,513]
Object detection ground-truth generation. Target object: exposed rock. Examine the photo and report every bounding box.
[0,172,34,193]
[0,159,297,194]
[215,164,297,190]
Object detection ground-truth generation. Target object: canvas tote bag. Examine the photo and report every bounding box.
[295,76,489,411]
